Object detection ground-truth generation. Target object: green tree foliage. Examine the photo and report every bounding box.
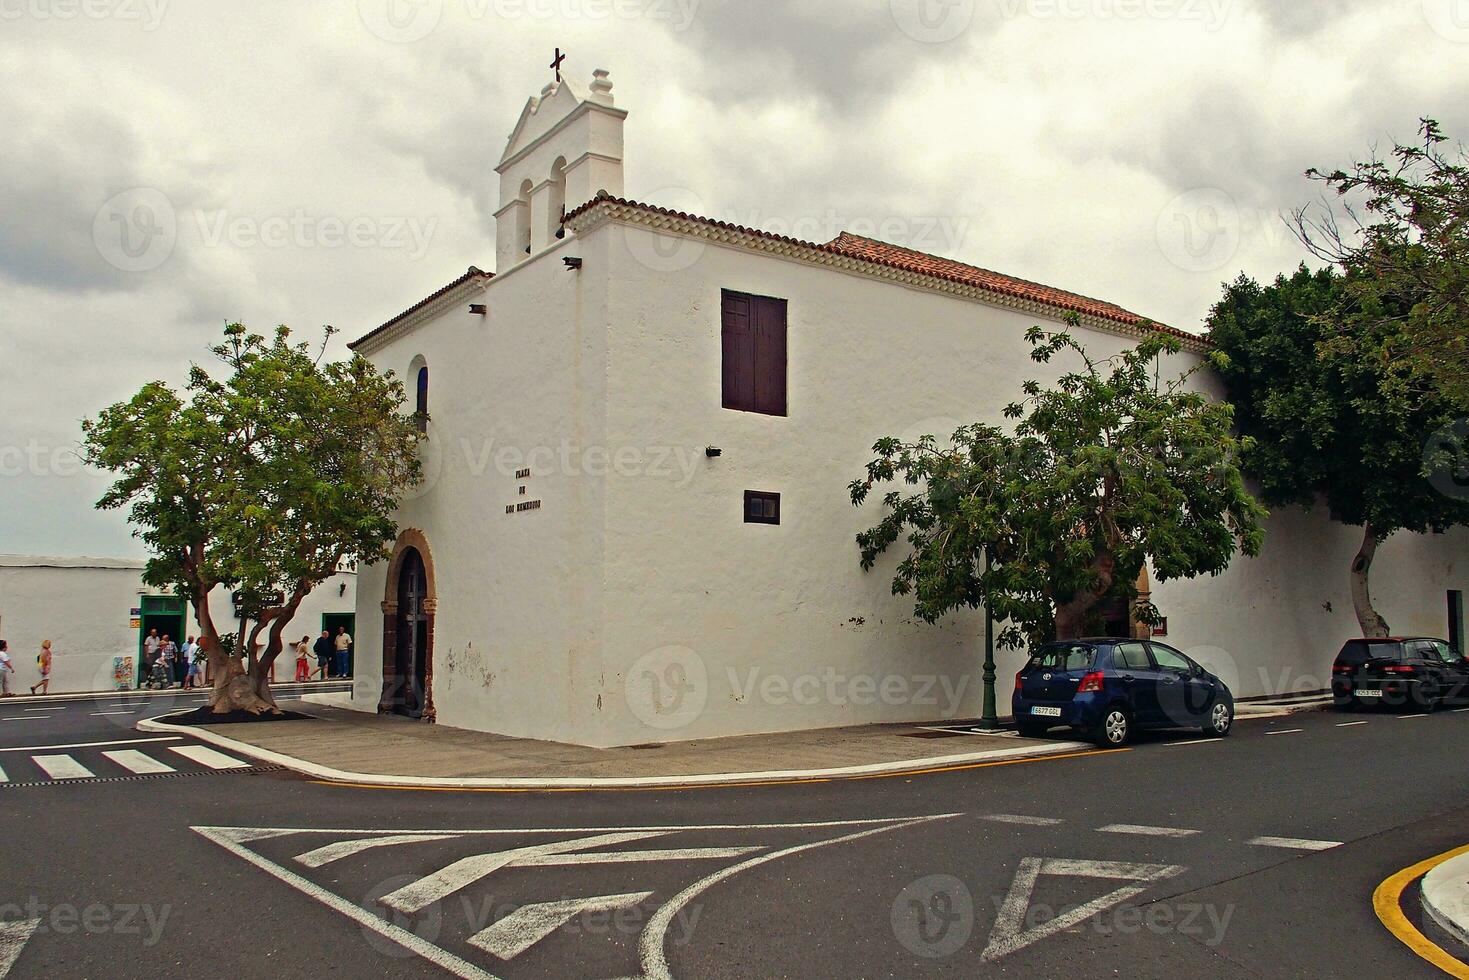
[1207,265,1469,636]
[1294,118,1469,408]
[83,324,421,713]
[851,322,1265,648]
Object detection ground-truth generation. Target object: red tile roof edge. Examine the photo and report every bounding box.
[565,194,1204,344]
[349,265,493,350]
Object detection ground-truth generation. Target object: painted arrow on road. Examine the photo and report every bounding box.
[981,857,1185,962]
[0,919,41,979]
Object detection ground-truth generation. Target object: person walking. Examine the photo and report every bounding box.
[333,626,353,679]
[312,630,333,681]
[180,636,198,689]
[0,640,13,697]
[294,636,311,683]
[30,640,52,695]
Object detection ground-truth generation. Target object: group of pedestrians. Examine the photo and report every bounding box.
[140,629,205,690]
[293,627,353,682]
[0,638,52,696]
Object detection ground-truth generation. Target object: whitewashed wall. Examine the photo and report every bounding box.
[0,555,357,694]
[350,215,1469,747]
[351,230,611,743]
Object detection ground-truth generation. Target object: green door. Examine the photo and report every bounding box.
[137,595,186,686]
[321,612,356,678]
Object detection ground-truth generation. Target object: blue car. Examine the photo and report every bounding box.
[1012,638,1234,746]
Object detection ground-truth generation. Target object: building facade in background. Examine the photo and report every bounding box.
[0,555,357,693]
[347,70,1469,747]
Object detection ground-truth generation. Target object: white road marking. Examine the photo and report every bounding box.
[981,857,1184,962]
[982,814,1064,826]
[32,754,95,779]
[22,707,65,712]
[102,750,176,774]
[517,846,763,867]
[637,814,958,980]
[193,827,502,980]
[0,736,182,753]
[1453,708,1469,713]
[468,892,654,960]
[90,711,135,717]
[1336,721,1369,727]
[1,717,41,722]
[1264,729,1303,735]
[1163,739,1221,746]
[167,745,249,770]
[1396,714,1430,720]
[0,919,41,979]
[0,764,6,783]
[1098,824,1201,838]
[379,831,670,914]
[196,815,959,980]
[294,834,463,869]
[200,815,960,837]
[1247,836,1342,851]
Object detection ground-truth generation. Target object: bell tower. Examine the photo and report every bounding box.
[494,64,626,271]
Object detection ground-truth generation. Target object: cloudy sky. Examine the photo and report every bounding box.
[2,0,1466,557]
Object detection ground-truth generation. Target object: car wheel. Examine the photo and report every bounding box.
[1412,682,1441,713]
[1202,699,1233,738]
[1017,722,1049,739]
[1092,706,1131,747]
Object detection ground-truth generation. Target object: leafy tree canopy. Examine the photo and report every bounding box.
[852,321,1265,648]
[83,323,421,712]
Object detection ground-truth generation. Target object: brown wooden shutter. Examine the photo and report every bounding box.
[753,296,787,416]
[721,290,755,411]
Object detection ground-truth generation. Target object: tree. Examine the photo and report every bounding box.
[1207,265,1469,636]
[851,321,1265,651]
[84,324,421,713]
[1293,118,1469,409]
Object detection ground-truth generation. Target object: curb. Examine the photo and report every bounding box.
[1423,848,1469,949]
[136,712,1100,789]
[0,681,352,705]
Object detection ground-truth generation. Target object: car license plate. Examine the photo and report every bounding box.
[1031,706,1063,717]
[1356,689,1384,698]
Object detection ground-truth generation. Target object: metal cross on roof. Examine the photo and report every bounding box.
[550,47,566,83]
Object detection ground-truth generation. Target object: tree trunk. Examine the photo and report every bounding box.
[1054,552,1117,640]
[1350,522,1391,638]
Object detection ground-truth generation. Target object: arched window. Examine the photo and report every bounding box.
[547,157,567,242]
[518,179,534,255]
[411,358,429,434]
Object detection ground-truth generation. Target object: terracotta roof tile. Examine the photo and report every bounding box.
[566,195,1201,343]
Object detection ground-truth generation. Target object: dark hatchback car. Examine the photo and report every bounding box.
[1012,638,1234,747]
[1331,637,1469,711]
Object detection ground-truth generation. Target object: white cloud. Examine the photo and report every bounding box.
[2,0,1466,555]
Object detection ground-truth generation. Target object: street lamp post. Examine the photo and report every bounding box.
[978,546,999,731]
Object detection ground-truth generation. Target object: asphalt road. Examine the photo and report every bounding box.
[3,696,1468,978]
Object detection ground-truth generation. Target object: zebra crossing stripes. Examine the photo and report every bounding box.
[0,743,255,785]
[33,754,95,779]
[103,749,177,774]
[167,744,251,770]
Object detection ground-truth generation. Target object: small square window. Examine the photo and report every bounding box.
[744,490,780,525]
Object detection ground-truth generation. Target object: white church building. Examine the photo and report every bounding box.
[346,69,1469,747]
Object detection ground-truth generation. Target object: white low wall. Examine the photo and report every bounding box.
[0,555,357,694]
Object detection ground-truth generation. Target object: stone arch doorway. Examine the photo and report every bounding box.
[379,530,437,722]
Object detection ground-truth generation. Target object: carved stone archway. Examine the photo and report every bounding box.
[379,528,438,723]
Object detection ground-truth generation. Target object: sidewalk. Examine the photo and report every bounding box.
[138,700,1095,788]
[1422,847,1469,947]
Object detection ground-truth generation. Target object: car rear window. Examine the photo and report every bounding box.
[1336,640,1402,665]
[1028,644,1096,672]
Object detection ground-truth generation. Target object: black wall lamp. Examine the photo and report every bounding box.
[705,446,722,458]
[563,256,583,271]
[469,303,487,316]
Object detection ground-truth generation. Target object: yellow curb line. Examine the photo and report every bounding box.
[1374,842,1469,978]
[307,747,1130,794]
